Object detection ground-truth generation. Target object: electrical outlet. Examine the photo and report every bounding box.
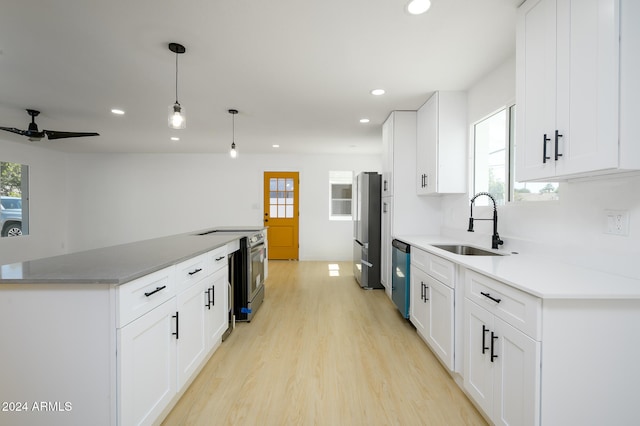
[604,210,629,236]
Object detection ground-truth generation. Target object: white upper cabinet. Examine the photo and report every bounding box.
[416,91,467,195]
[516,0,640,181]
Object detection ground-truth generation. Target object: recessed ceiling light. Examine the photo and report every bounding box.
[272,144,280,148]
[111,109,125,115]
[370,89,385,96]
[170,137,180,141]
[360,118,370,123]
[407,0,431,15]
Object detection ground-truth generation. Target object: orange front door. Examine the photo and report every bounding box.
[263,171,299,260]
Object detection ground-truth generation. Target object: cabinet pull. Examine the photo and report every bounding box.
[215,256,225,261]
[480,291,501,304]
[383,202,388,214]
[172,312,179,340]
[555,130,563,161]
[482,325,489,354]
[205,289,211,309]
[543,134,551,163]
[211,285,215,306]
[383,180,388,192]
[490,332,498,362]
[425,174,429,188]
[188,268,203,276]
[424,284,429,302]
[144,285,166,297]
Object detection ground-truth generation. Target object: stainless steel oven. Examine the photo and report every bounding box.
[245,232,266,321]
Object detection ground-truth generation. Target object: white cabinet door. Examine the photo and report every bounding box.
[205,267,229,350]
[493,318,541,426]
[464,299,495,417]
[176,280,208,389]
[382,115,394,196]
[425,276,454,371]
[118,300,177,426]
[416,93,438,195]
[416,91,466,195]
[516,0,558,181]
[555,0,619,177]
[409,265,428,335]
[381,197,392,299]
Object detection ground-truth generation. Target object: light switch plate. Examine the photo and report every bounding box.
[604,210,629,236]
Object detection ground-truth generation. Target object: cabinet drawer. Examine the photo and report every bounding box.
[176,252,211,292]
[411,248,455,288]
[210,246,228,272]
[118,266,175,327]
[465,269,541,339]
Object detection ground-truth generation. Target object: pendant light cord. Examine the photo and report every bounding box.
[175,51,179,105]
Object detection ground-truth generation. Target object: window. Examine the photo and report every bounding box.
[473,105,558,206]
[269,177,295,218]
[329,171,353,220]
[1,161,29,237]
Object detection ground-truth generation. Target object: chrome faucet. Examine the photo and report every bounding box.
[467,192,504,249]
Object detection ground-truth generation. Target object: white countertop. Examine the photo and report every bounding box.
[0,227,265,285]
[395,234,640,300]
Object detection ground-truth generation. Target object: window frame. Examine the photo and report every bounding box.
[328,171,353,221]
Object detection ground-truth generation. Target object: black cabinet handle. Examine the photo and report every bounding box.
[205,289,211,309]
[424,284,429,302]
[172,312,179,340]
[144,285,166,297]
[188,268,203,276]
[383,202,388,213]
[383,180,388,191]
[482,325,489,354]
[555,130,563,161]
[543,134,551,163]
[211,285,215,306]
[491,332,499,362]
[215,256,225,261]
[480,291,501,304]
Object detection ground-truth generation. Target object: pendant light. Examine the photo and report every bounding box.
[168,43,186,129]
[228,109,238,158]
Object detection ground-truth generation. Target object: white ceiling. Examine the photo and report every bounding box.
[0,0,518,155]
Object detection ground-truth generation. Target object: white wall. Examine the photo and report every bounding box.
[441,55,640,279]
[65,152,380,261]
[0,139,68,264]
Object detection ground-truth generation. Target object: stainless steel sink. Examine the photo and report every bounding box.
[432,244,505,256]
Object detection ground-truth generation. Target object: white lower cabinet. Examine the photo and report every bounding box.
[464,270,541,426]
[117,247,229,426]
[464,300,541,426]
[118,299,177,426]
[410,248,455,371]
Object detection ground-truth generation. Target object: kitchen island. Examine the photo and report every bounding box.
[395,234,640,426]
[0,228,261,426]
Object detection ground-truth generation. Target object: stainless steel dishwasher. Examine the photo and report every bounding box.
[391,239,410,318]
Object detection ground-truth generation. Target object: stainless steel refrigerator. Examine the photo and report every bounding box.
[353,172,383,289]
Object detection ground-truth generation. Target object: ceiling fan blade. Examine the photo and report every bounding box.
[0,126,29,137]
[44,130,100,140]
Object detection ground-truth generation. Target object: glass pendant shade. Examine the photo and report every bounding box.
[230,142,238,158]
[168,102,186,129]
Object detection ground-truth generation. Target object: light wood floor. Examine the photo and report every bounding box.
[162,261,487,426]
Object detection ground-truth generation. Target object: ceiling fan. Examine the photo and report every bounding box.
[0,109,99,141]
